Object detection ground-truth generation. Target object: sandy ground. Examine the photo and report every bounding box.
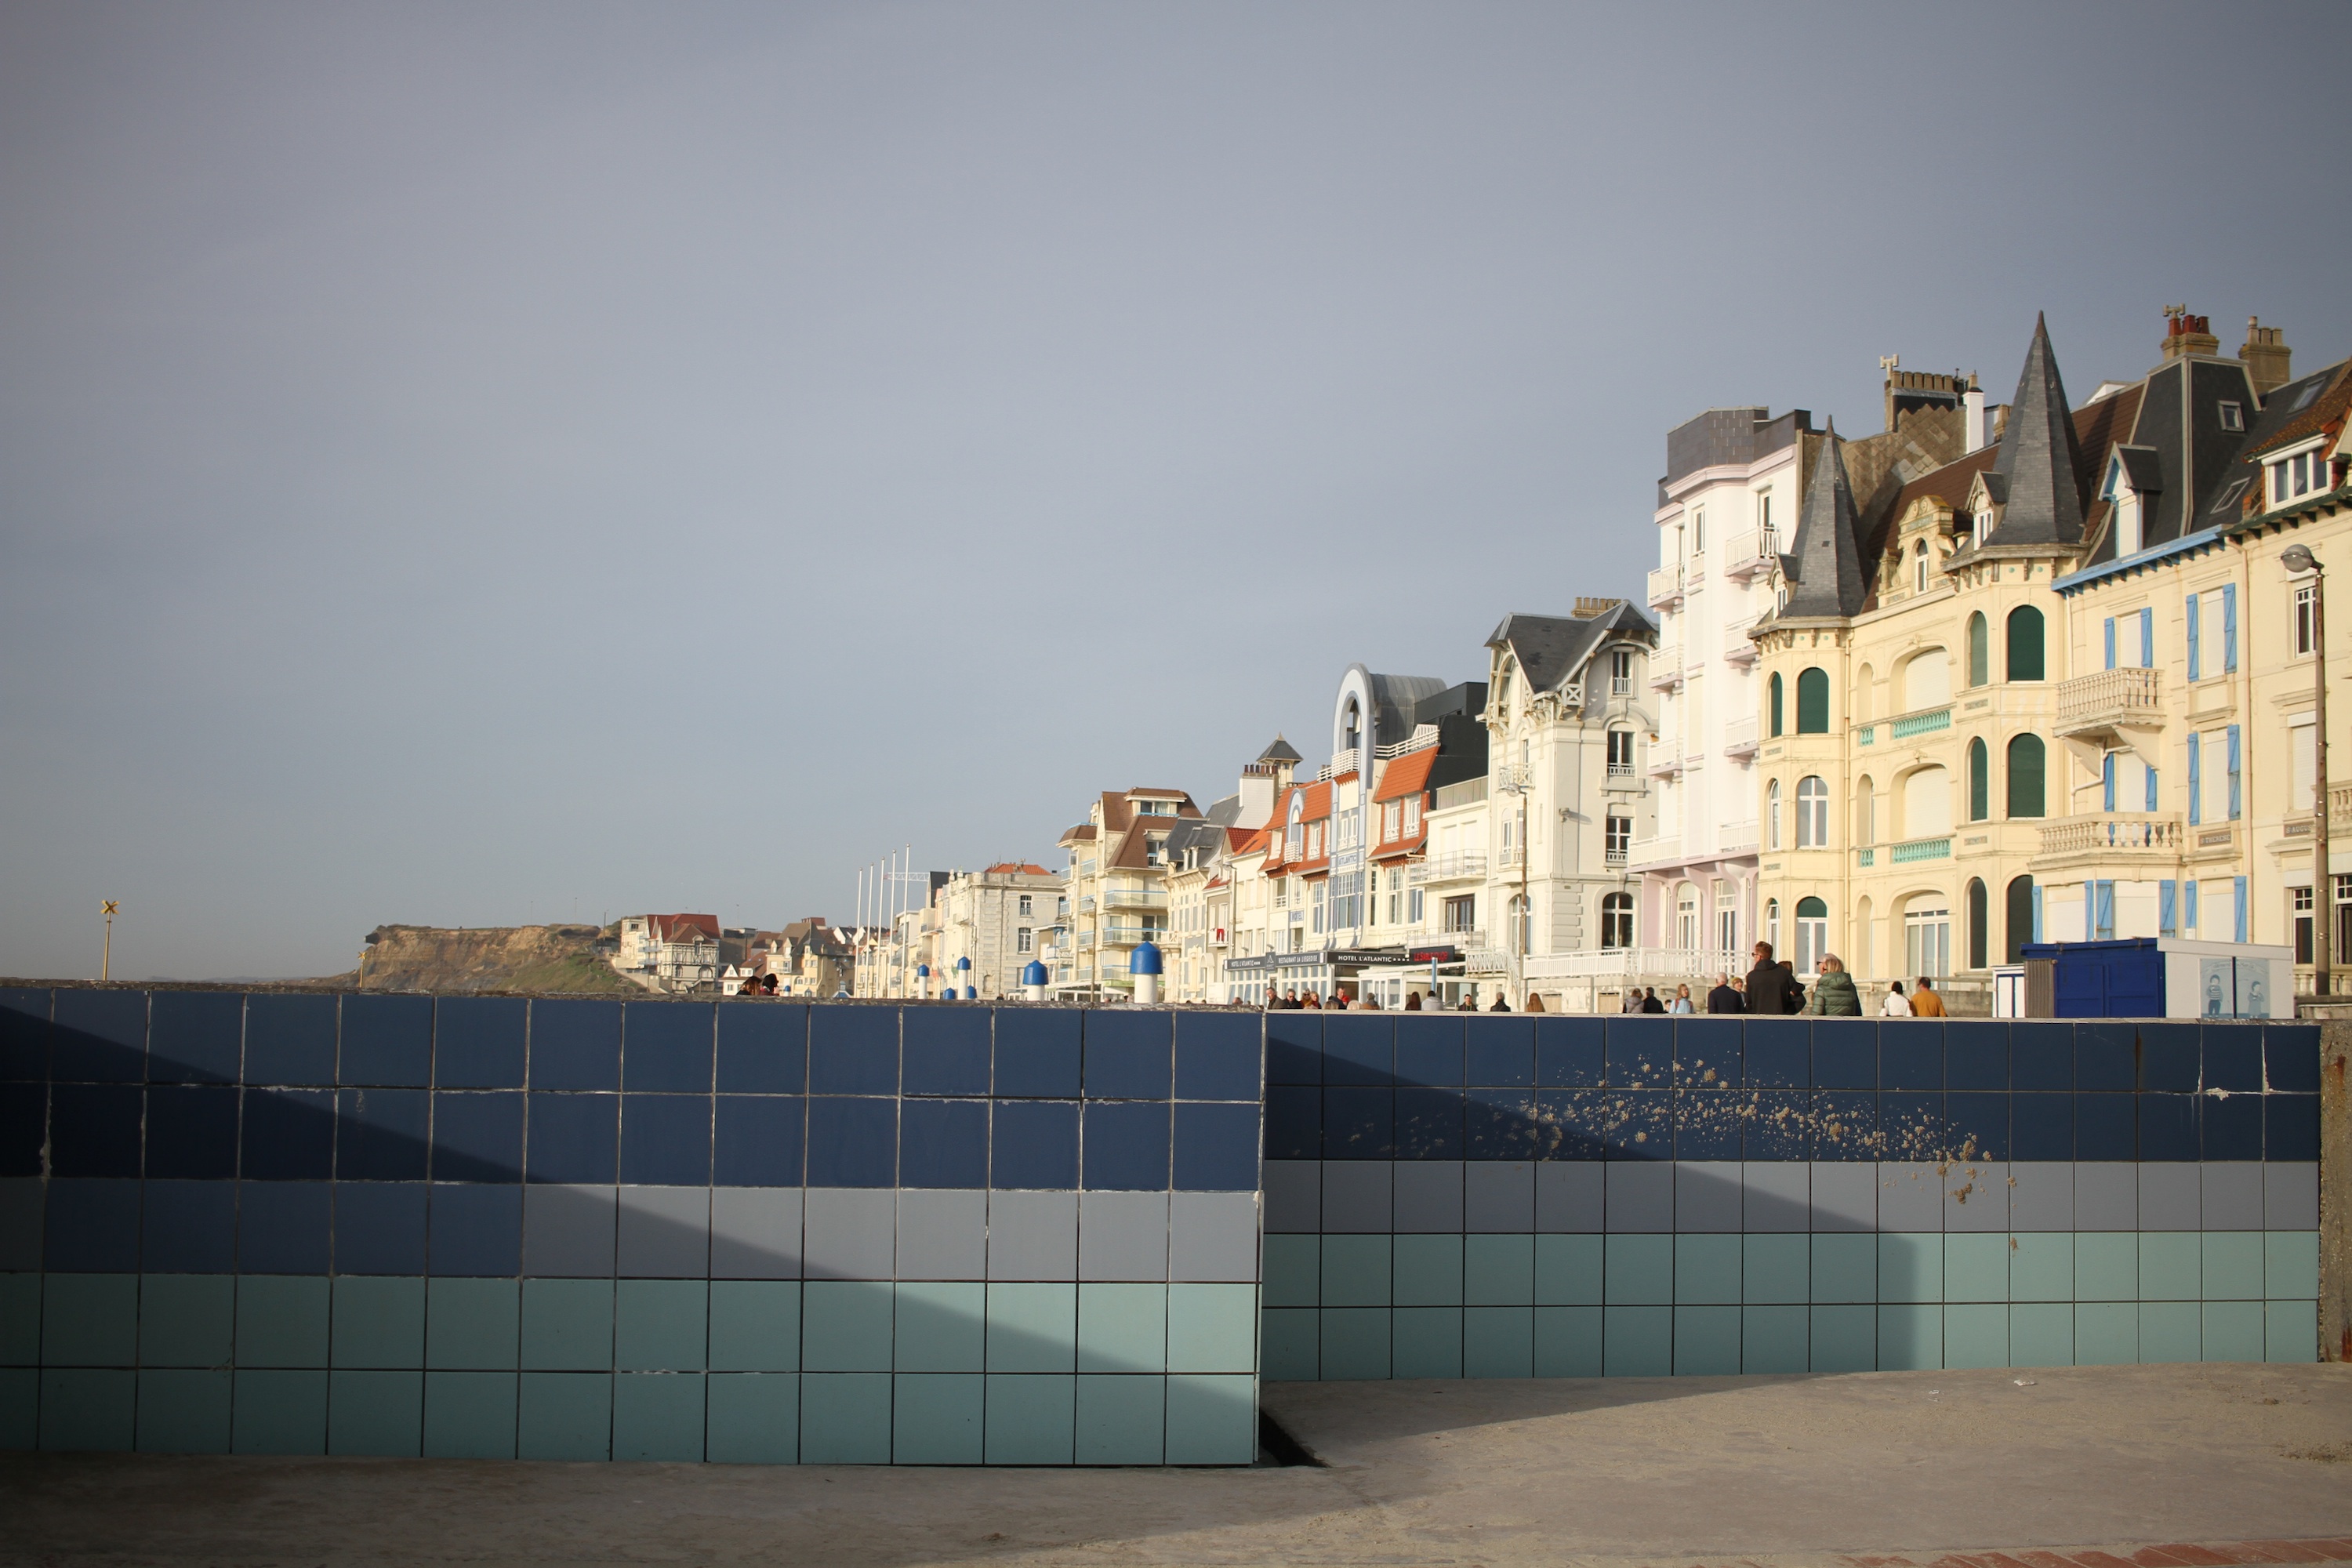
[5,1365,2350,1566]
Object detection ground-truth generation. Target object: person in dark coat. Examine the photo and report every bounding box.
[1744,942,1801,1014]
[1706,975,1744,1014]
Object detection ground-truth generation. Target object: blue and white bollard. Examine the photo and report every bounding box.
[1022,960,1048,1003]
[1130,940,1162,1007]
[957,956,975,1000]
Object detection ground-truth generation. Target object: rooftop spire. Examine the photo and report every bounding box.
[1985,313,2085,546]
[1779,423,1868,618]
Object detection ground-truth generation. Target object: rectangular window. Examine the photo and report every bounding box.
[1607,730,1635,775]
[1018,895,1033,916]
[2219,401,2243,432]
[2139,606,2154,667]
[1606,815,1632,863]
[1403,797,1421,837]
[2187,733,2201,826]
[2234,875,2249,943]
[1016,927,1033,954]
[1409,887,1425,924]
[2295,885,2315,964]
[2294,720,2318,811]
[2092,880,2115,942]
[2184,880,2198,931]
[2102,752,2117,812]
[2296,584,2318,655]
[1610,651,1633,696]
[1443,895,1475,933]
[2223,584,2238,671]
[2227,724,2243,820]
[2160,880,2178,938]
[2145,763,2159,813]
[1692,508,1706,553]
[2103,617,2117,670]
[2186,592,2201,681]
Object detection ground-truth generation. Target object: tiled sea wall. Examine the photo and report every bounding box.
[0,990,1264,1463]
[1259,1014,2322,1378]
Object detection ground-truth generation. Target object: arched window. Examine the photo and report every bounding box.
[1914,539,1931,594]
[1795,896,1828,976]
[1966,878,1989,970]
[1967,612,1989,688]
[2005,876,2035,964]
[1769,671,1784,737]
[1968,737,1990,822]
[1901,764,1952,838]
[1766,898,1781,953]
[1856,775,1876,845]
[2007,734,2046,818]
[1901,649,1951,712]
[2007,605,2045,681]
[1796,667,1829,732]
[1766,779,1782,850]
[1797,776,1829,848]
[1600,892,1635,950]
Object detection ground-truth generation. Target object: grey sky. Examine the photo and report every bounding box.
[4,2,2347,980]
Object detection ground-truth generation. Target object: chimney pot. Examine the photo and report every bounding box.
[2240,314,2293,397]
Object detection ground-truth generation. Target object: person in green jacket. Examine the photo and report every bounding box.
[1806,954,1862,1016]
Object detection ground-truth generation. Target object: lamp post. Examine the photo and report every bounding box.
[100,900,118,982]
[2284,543,2328,998]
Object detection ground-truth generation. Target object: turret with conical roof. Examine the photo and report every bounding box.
[1983,313,2085,546]
[1777,423,1870,618]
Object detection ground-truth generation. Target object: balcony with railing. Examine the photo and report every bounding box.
[2034,814,2183,866]
[1410,852,1488,885]
[1646,742,1682,778]
[1649,648,1683,690]
[1604,759,1643,792]
[1098,924,1167,948]
[1495,844,1526,870]
[1102,887,1167,909]
[1646,565,1685,608]
[2056,666,2164,738]
[1629,833,1679,865]
[1722,624,1759,664]
[1720,526,1777,581]
[1719,818,1759,855]
[1723,714,1759,757]
[1889,835,1952,863]
[1888,705,1952,741]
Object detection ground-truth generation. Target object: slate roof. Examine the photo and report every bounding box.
[1257,735,1304,764]
[1779,429,1868,618]
[1486,601,1657,692]
[1984,314,2087,548]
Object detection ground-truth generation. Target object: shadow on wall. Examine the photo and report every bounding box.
[0,990,1266,1465]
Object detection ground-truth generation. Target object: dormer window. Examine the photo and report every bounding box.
[2270,446,2325,507]
[1913,540,1930,594]
[2218,401,2243,433]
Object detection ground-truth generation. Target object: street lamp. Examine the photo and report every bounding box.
[2283,543,2328,998]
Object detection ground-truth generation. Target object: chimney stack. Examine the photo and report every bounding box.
[1573,596,1625,619]
[1962,371,1991,454]
[2160,307,2219,362]
[2241,315,2292,397]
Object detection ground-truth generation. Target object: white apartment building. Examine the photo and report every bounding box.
[934,862,1062,999]
[1630,406,1808,969]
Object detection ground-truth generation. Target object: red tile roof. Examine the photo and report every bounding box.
[650,913,720,942]
[1374,749,1437,801]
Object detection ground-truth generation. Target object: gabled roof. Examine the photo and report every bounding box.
[983,862,1054,877]
[2111,445,2164,495]
[1374,747,1438,801]
[649,913,720,943]
[1983,314,2087,548]
[1486,601,1656,694]
[1780,429,1869,617]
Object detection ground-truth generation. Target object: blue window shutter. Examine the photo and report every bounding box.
[2095,880,2115,940]
[2234,876,2249,943]
[2160,880,2177,937]
[2140,607,2154,666]
[2223,585,2238,672]
[2186,880,2199,931]
[2031,885,2045,942]
[2146,764,2159,813]
[2102,753,2116,811]
[2187,734,2201,826]
[2186,593,2201,681]
[2227,724,2242,820]
[2103,617,2116,670]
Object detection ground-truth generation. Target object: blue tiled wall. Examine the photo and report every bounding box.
[0,990,1263,1464]
[1258,1014,2322,1378]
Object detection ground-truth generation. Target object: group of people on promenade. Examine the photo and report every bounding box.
[1250,942,1947,1017]
[1652,942,1947,1017]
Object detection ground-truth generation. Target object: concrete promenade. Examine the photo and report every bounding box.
[5,1364,2349,1566]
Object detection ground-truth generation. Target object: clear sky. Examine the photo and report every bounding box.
[4,2,2347,980]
